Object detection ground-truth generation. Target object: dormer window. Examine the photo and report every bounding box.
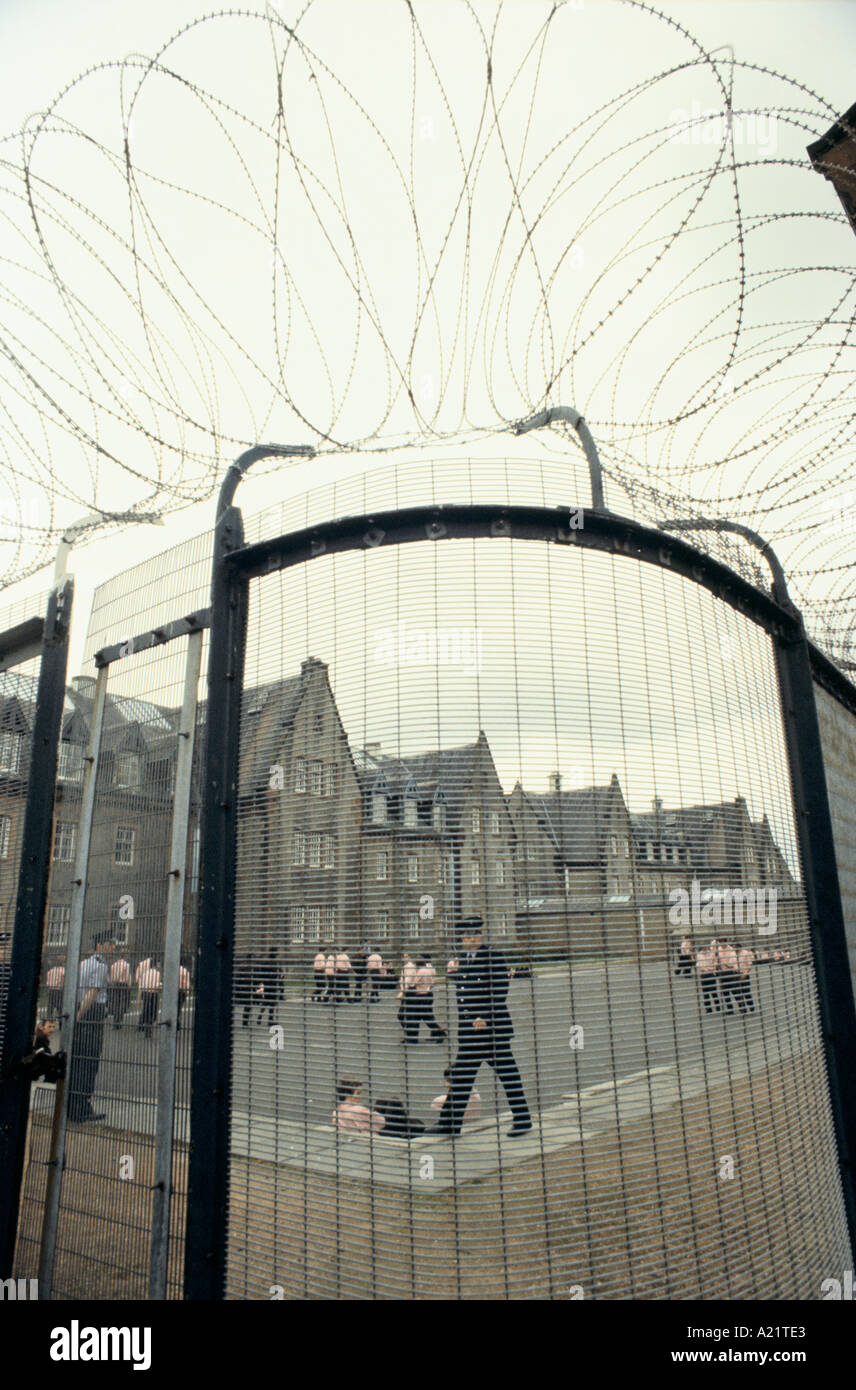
[372,792,387,825]
[404,799,418,828]
[471,808,481,834]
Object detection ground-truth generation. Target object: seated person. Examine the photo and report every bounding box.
[373,1098,425,1137]
[431,1067,482,1123]
[332,1077,385,1133]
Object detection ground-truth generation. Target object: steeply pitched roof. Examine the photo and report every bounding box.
[520,782,619,862]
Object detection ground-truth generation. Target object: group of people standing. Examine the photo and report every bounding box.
[309,946,394,1004]
[676,935,757,1015]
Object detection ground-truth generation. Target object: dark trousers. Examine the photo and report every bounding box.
[675,954,693,977]
[407,992,444,1041]
[438,1026,529,1133]
[367,971,380,1001]
[738,976,756,1014]
[177,991,187,1032]
[719,970,739,1014]
[67,1003,107,1121]
[139,991,158,1036]
[109,983,130,1027]
[335,973,350,1003]
[353,970,366,1001]
[312,969,326,1000]
[700,974,720,1013]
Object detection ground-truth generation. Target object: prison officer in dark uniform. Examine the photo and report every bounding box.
[428,918,531,1138]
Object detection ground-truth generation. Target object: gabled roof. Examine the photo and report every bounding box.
[354,737,483,824]
[518,781,620,863]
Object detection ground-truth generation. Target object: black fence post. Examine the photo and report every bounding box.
[775,616,856,1256]
[0,579,73,1277]
[184,506,247,1300]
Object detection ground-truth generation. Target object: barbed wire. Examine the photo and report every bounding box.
[0,0,853,665]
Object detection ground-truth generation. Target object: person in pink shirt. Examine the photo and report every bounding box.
[366,950,383,1003]
[311,949,327,1002]
[332,1078,385,1134]
[46,963,65,1019]
[109,955,131,1029]
[432,1067,481,1123]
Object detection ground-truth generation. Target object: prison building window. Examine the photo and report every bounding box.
[495,861,505,886]
[314,713,323,736]
[407,911,419,938]
[322,906,335,941]
[471,860,480,885]
[647,841,655,861]
[432,802,445,830]
[310,760,323,796]
[114,753,140,788]
[324,834,336,869]
[291,906,306,943]
[438,856,447,885]
[497,913,509,936]
[376,851,388,881]
[623,838,630,856]
[372,792,387,824]
[376,908,389,939]
[0,814,10,859]
[58,741,84,782]
[47,902,70,947]
[292,829,306,866]
[490,810,500,835]
[407,854,418,882]
[0,730,23,774]
[114,825,136,866]
[54,821,77,863]
[309,832,322,868]
[471,808,481,834]
[324,763,338,797]
[404,798,418,828]
[308,905,321,939]
[660,844,668,862]
[610,835,618,855]
[294,757,308,793]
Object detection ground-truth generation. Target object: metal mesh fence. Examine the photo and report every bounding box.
[8,459,854,1300]
[12,541,209,1299]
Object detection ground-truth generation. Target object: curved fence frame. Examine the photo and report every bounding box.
[185,495,856,1299]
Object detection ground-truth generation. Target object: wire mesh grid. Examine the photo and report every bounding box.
[8,460,852,1300]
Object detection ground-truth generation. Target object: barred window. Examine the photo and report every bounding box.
[114,825,136,866]
[114,753,141,788]
[407,911,419,938]
[471,808,480,834]
[324,834,336,868]
[0,730,23,774]
[54,821,77,863]
[324,763,338,797]
[0,814,10,859]
[309,832,321,868]
[404,799,418,828]
[58,742,84,782]
[471,860,480,885]
[372,792,387,824]
[495,861,505,886]
[308,905,321,938]
[497,914,509,937]
[293,829,306,866]
[407,854,418,882]
[322,906,335,941]
[376,908,389,939]
[294,757,307,793]
[47,902,70,947]
[432,803,445,831]
[291,906,306,943]
[310,760,323,795]
[376,851,388,881]
[490,810,500,835]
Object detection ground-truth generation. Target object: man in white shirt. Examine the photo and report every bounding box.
[67,932,117,1123]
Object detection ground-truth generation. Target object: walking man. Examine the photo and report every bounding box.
[407,956,446,1043]
[46,961,65,1020]
[736,943,756,1014]
[138,958,161,1039]
[428,918,531,1138]
[334,946,352,1004]
[67,931,117,1123]
[351,945,368,1002]
[695,940,721,1015]
[366,948,383,1002]
[717,939,740,1015]
[397,952,417,1041]
[312,948,327,1002]
[109,953,131,1029]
